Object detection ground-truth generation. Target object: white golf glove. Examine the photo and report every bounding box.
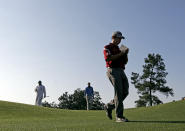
[120,44,129,54]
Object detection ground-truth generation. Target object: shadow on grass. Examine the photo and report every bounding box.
[130,120,185,124]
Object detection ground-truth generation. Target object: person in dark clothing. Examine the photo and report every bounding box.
[84,82,94,110]
[103,31,129,122]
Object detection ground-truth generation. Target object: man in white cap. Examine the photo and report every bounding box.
[103,31,129,122]
[35,80,46,106]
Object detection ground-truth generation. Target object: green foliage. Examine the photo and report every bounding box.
[58,88,104,110]
[57,91,76,109]
[42,101,58,108]
[131,53,174,107]
[91,91,105,110]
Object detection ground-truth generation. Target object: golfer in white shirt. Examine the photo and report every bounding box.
[35,81,46,106]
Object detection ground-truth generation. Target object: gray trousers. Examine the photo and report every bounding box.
[106,68,129,118]
[86,95,93,110]
[35,95,43,106]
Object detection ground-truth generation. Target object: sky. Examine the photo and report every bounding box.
[0,0,185,108]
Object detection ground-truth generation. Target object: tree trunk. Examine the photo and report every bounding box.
[149,76,153,106]
[149,87,152,106]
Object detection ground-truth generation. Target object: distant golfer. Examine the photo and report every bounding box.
[103,31,129,122]
[35,81,46,106]
[84,82,94,110]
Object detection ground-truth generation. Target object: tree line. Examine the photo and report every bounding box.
[42,88,105,110]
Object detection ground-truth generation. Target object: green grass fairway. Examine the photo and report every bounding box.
[0,100,185,131]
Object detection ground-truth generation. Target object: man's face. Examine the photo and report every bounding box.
[38,82,42,85]
[113,37,122,45]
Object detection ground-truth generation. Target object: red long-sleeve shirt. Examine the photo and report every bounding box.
[103,43,128,69]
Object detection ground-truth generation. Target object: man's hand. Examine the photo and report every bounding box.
[125,48,129,54]
[120,45,129,54]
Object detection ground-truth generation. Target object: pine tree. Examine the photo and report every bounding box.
[131,53,174,107]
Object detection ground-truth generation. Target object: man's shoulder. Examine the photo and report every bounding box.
[39,85,45,88]
[86,86,93,89]
[104,43,112,49]
[104,43,117,49]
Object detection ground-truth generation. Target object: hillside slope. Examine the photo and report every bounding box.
[0,100,185,131]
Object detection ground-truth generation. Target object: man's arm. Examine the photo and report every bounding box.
[35,87,38,92]
[84,88,87,96]
[104,47,129,62]
[43,86,46,98]
[106,52,125,61]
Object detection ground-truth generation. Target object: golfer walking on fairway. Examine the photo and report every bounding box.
[103,31,129,122]
[85,82,94,110]
[35,80,46,106]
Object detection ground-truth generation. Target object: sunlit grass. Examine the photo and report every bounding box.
[0,100,185,131]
